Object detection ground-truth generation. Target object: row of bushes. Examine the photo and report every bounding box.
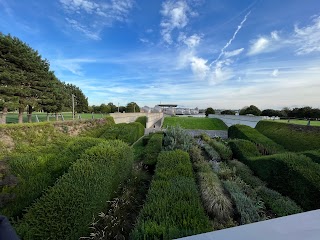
[15,140,134,240]
[228,124,285,154]
[301,150,320,164]
[1,137,106,218]
[132,150,211,239]
[79,116,115,138]
[227,160,302,216]
[99,122,145,145]
[200,134,232,161]
[135,116,147,128]
[189,146,233,225]
[143,133,163,166]
[256,121,320,152]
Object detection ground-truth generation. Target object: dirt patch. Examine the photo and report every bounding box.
[0,133,15,152]
[288,124,320,134]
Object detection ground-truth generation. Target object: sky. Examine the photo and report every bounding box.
[0,0,320,110]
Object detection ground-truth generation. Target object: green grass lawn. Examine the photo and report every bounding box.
[270,119,320,127]
[163,117,228,130]
[6,112,108,124]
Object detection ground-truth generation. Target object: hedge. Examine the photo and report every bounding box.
[1,137,106,218]
[248,152,320,210]
[207,139,232,161]
[301,150,320,164]
[132,150,211,239]
[143,133,163,166]
[228,124,285,154]
[203,143,221,161]
[100,122,144,145]
[256,121,320,152]
[15,140,134,240]
[80,116,115,138]
[228,160,302,217]
[228,139,261,162]
[135,116,147,128]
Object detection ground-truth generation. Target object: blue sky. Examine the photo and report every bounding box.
[1,0,320,110]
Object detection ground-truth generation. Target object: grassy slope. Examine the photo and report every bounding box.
[163,117,227,130]
[271,119,320,127]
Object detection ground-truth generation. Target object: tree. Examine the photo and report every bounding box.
[107,102,117,113]
[64,83,88,113]
[261,109,284,117]
[221,110,235,115]
[239,105,261,116]
[126,102,140,113]
[205,107,215,117]
[100,104,111,114]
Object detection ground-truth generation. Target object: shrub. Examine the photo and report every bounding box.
[256,186,302,217]
[100,122,144,145]
[1,137,106,218]
[15,140,134,240]
[208,139,233,161]
[163,125,194,152]
[79,116,115,138]
[228,124,285,155]
[223,180,263,224]
[256,121,320,152]
[301,150,320,164]
[227,160,265,188]
[191,147,233,222]
[248,152,320,210]
[132,150,211,239]
[135,116,147,128]
[228,139,261,162]
[143,133,163,166]
[203,143,221,161]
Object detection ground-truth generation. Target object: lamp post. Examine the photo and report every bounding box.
[72,94,76,120]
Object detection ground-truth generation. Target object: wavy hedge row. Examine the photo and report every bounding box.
[15,140,134,240]
[135,116,147,128]
[207,139,232,161]
[143,133,163,166]
[228,124,285,154]
[132,150,211,239]
[301,150,320,164]
[99,122,144,145]
[80,116,115,138]
[256,121,320,152]
[248,152,320,211]
[1,137,105,218]
[228,139,261,162]
[228,160,302,217]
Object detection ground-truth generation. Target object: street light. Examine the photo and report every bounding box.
[72,94,76,120]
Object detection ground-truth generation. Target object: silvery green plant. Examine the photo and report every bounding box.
[163,125,194,152]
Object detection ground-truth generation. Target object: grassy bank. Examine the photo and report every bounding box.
[163,117,227,130]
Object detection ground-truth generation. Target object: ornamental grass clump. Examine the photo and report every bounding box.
[208,139,233,161]
[203,143,221,161]
[15,140,134,240]
[163,125,194,152]
[132,150,211,239]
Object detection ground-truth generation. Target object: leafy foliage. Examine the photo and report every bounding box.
[143,133,163,166]
[203,143,221,161]
[207,138,233,161]
[301,150,320,164]
[256,121,320,152]
[205,107,215,116]
[15,140,134,240]
[239,105,261,116]
[228,139,261,162]
[228,124,285,155]
[132,150,211,239]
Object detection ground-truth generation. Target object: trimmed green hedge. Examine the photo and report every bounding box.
[208,139,232,161]
[1,137,106,218]
[256,121,320,152]
[100,122,144,145]
[228,160,302,217]
[132,150,211,239]
[301,150,320,164]
[79,116,115,138]
[228,124,285,154]
[135,116,147,128]
[143,133,163,166]
[248,152,320,210]
[15,140,134,240]
[228,139,261,162]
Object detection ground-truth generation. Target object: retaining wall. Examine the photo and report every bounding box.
[110,112,163,128]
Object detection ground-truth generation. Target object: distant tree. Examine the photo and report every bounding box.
[64,83,88,113]
[100,103,111,114]
[205,107,215,117]
[239,105,261,116]
[261,109,284,117]
[221,110,235,115]
[118,106,126,113]
[107,102,117,113]
[126,102,140,113]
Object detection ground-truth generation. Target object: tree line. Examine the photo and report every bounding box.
[89,102,140,113]
[0,33,88,124]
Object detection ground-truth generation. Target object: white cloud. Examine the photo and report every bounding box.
[179,33,201,48]
[294,15,320,55]
[247,37,270,55]
[59,0,134,39]
[190,56,209,80]
[271,31,280,40]
[160,0,196,44]
[224,48,244,58]
[271,69,279,77]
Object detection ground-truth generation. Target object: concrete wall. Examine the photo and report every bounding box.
[209,114,263,128]
[110,112,163,128]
